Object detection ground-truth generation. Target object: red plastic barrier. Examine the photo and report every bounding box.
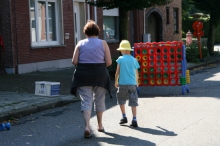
[134,41,183,86]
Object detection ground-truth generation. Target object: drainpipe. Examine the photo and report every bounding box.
[14,0,19,74]
[138,10,140,42]
[87,4,90,20]
[94,0,97,23]
[144,8,146,33]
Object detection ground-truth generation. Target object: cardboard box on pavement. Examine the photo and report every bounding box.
[35,81,60,96]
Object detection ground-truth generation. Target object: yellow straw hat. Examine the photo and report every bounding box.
[117,40,133,51]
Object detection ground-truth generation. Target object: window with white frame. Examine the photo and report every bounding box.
[103,8,119,42]
[30,0,63,47]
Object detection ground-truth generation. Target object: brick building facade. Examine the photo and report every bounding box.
[0,0,181,74]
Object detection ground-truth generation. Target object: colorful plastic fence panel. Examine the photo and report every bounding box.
[133,41,189,95]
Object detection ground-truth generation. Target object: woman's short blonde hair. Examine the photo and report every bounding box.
[83,20,100,37]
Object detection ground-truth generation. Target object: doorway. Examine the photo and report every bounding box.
[73,1,86,46]
[147,12,162,42]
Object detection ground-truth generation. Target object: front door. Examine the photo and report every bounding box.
[148,13,159,42]
[74,2,80,46]
[73,1,86,46]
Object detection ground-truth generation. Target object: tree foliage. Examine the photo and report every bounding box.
[182,0,191,17]
[189,0,220,23]
[87,0,172,11]
[187,0,220,56]
[87,0,173,40]
[182,0,207,18]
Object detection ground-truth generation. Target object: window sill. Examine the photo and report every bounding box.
[31,44,66,49]
[105,40,120,43]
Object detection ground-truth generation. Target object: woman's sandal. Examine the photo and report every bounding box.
[98,127,105,132]
[84,130,92,138]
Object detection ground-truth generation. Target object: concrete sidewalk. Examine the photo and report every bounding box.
[0,92,79,122]
[1,57,220,123]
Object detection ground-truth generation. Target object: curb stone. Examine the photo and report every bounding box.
[0,96,80,123]
[187,59,220,71]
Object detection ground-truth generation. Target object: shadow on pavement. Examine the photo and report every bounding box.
[121,125,177,136]
[99,132,156,146]
[62,132,155,146]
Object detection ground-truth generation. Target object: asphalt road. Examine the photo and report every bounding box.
[0,63,220,146]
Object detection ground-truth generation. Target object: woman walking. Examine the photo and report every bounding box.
[71,20,112,138]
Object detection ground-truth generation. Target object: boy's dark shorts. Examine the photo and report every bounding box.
[116,85,138,106]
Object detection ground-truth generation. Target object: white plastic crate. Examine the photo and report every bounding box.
[35,81,60,96]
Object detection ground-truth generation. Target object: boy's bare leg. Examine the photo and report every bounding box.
[131,106,137,117]
[119,104,128,124]
[130,106,138,127]
[120,104,126,114]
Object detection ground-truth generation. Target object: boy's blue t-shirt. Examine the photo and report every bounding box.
[116,54,140,85]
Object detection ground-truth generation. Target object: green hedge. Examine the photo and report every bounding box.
[215,25,220,44]
[185,43,209,63]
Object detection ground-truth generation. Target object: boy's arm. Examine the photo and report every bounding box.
[136,69,139,87]
[115,64,120,88]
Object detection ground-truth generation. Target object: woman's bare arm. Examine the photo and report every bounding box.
[102,40,112,67]
[72,44,79,66]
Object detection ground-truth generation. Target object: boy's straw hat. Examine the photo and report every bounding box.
[117,40,133,51]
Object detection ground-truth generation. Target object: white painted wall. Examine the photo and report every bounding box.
[16,58,73,74]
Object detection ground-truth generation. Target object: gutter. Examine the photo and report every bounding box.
[13,0,19,74]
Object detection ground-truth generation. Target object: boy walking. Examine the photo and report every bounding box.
[115,40,140,127]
